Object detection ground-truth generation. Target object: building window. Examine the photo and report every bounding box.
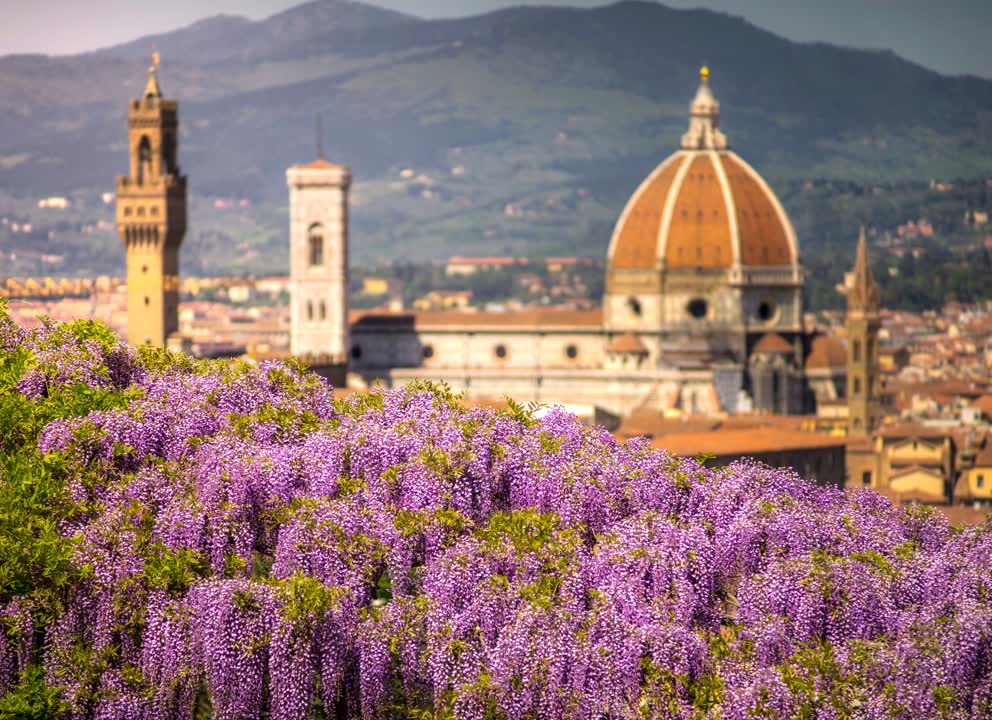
[144,296,150,306]
[565,344,578,360]
[307,301,313,321]
[351,346,363,360]
[319,301,327,321]
[422,344,434,359]
[852,340,861,363]
[978,474,985,489]
[627,297,642,317]
[853,377,861,395]
[494,344,508,360]
[757,301,775,322]
[687,298,708,319]
[308,225,324,267]
[862,471,872,485]
[137,135,152,182]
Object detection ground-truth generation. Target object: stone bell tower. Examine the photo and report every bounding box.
[287,136,351,380]
[845,226,881,436]
[116,54,187,348]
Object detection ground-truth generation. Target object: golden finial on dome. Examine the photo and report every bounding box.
[700,65,710,82]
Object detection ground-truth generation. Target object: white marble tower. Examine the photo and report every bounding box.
[287,151,352,364]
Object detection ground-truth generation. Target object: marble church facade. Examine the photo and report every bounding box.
[290,69,847,417]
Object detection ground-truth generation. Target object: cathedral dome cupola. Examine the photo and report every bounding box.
[606,66,799,276]
[682,66,727,150]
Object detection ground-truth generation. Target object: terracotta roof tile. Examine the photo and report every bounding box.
[806,335,847,370]
[753,333,793,354]
[970,395,992,417]
[607,333,649,353]
[651,428,846,457]
[294,157,345,170]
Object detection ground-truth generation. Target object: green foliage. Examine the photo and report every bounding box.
[142,546,211,596]
[502,397,542,429]
[0,664,65,720]
[477,510,566,557]
[0,452,75,606]
[276,572,347,631]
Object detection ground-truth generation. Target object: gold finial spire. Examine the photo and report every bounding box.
[144,48,162,99]
[681,64,726,150]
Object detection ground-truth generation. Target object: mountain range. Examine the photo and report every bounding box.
[1,0,991,268]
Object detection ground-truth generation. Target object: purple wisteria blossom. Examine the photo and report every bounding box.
[1,310,991,719]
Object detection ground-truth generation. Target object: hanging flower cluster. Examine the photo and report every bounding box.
[0,305,990,719]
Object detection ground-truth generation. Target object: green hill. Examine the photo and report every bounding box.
[0,0,991,272]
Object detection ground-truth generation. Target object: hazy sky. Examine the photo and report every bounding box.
[2,0,989,78]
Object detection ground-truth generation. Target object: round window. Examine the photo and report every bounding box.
[351,346,363,360]
[494,344,508,360]
[757,301,776,322]
[627,297,642,317]
[422,344,434,359]
[565,344,578,360]
[687,298,708,319]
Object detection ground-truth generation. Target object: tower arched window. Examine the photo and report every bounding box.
[853,377,861,395]
[319,301,327,321]
[307,301,314,322]
[852,340,861,363]
[308,224,325,267]
[137,136,152,183]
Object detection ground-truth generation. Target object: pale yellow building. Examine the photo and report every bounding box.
[955,444,992,507]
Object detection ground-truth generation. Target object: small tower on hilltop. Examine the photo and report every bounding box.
[287,129,352,382]
[845,226,881,436]
[116,53,187,348]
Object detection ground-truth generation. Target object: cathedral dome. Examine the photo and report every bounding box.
[606,69,798,273]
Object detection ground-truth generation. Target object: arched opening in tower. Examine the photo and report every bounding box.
[137,136,152,183]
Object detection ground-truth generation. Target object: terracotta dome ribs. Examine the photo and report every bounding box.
[664,155,732,269]
[610,156,684,270]
[722,154,793,266]
[606,151,797,278]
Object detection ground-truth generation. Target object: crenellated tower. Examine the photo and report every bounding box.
[845,226,881,436]
[116,54,187,348]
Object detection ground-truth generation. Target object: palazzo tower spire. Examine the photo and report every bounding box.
[116,54,187,348]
